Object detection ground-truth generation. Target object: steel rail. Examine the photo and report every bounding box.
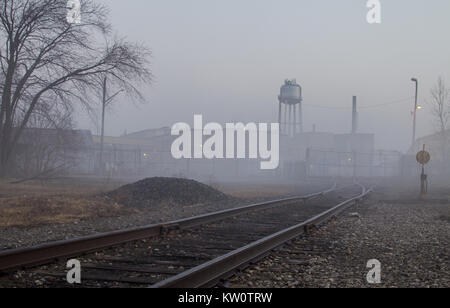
[151,184,372,288]
[0,183,337,273]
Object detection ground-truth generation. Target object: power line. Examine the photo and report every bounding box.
[359,97,414,109]
[304,97,414,110]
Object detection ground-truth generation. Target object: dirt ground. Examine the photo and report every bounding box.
[1,175,445,229]
[0,177,447,287]
[0,177,334,250]
[0,177,134,228]
[0,177,323,228]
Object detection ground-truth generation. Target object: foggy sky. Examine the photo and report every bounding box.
[77,0,450,152]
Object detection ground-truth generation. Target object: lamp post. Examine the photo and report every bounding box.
[411,78,419,149]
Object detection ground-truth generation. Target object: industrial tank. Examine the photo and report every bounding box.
[279,79,302,104]
[278,79,303,136]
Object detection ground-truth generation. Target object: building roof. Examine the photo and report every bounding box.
[123,127,171,139]
[409,129,450,154]
[18,128,94,147]
[92,135,155,146]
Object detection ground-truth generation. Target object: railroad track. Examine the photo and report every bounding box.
[0,183,371,288]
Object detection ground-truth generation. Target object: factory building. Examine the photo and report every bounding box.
[14,79,410,181]
[13,125,387,180]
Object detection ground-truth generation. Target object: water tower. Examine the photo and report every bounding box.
[278,79,303,136]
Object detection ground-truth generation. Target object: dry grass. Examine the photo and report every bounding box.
[0,177,313,228]
[0,177,125,198]
[0,195,139,228]
[0,177,137,228]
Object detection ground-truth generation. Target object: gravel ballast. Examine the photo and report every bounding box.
[227,198,449,288]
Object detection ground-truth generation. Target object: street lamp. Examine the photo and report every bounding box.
[411,78,419,149]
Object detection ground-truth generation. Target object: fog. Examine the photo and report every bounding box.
[76,0,450,152]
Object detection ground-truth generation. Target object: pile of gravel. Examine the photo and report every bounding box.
[106,177,230,208]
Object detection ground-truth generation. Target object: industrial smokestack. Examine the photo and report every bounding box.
[352,96,358,134]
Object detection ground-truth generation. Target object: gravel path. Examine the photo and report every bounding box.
[227,197,449,288]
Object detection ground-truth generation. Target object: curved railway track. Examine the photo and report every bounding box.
[0,183,372,288]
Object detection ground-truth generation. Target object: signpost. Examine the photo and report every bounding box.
[416,145,431,200]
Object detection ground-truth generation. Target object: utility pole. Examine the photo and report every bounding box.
[98,76,124,174]
[99,77,107,173]
[351,96,358,181]
[352,96,358,134]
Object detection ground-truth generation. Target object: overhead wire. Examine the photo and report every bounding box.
[303,97,415,110]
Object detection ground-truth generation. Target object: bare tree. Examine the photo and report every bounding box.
[0,0,152,176]
[429,77,450,161]
[430,77,450,133]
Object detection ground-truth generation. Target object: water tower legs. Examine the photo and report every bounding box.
[294,104,297,135]
[299,102,303,134]
[284,104,288,133]
[278,101,282,130]
[278,102,303,136]
[290,105,293,135]
[278,103,302,136]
